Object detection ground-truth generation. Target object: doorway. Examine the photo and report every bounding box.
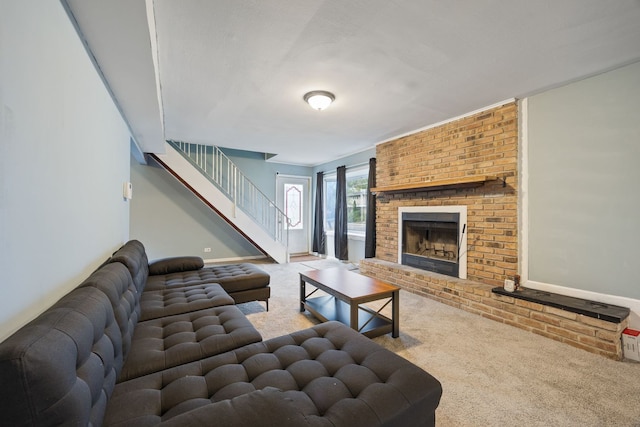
[276,174,311,255]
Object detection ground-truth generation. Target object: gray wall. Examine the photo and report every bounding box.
[221,147,312,200]
[130,157,263,261]
[130,148,312,261]
[527,61,640,299]
[0,1,132,341]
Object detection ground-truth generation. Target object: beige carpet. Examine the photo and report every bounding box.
[237,260,640,426]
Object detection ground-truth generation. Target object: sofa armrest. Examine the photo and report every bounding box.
[148,256,204,275]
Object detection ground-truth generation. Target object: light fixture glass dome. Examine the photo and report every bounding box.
[303,90,335,110]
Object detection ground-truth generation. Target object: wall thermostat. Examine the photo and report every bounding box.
[123,182,133,200]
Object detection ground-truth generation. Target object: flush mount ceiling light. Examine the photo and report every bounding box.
[303,90,335,111]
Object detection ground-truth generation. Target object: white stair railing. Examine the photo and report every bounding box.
[168,140,289,248]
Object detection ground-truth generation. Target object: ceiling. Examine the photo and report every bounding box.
[64,0,640,166]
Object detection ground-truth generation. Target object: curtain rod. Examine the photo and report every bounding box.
[318,160,370,175]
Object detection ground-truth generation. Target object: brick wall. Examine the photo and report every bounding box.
[363,101,628,360]
[375,102,518,286]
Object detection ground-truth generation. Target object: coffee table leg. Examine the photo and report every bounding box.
[300,277,305,312]
[350,303,358,332]
[392,290,399,338]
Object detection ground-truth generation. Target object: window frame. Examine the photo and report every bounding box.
[323,164,369,240]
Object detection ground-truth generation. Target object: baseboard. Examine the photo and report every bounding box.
[526,279,640,329]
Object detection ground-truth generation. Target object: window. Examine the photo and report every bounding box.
[284,183,303,230]
[323,165,369,236]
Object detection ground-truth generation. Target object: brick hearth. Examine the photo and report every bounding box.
[360,259,626,360]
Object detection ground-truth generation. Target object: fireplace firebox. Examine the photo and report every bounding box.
[399,207,467,279]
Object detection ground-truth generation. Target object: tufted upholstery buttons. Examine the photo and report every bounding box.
[119,306,262,381]
[0,287,123,426]
[105,321,443,426]
[1,239,441,426]
[109,240,149,293]
[109,241,271,308]
[80,262,141,358]
[145,263,270,293]
[78,257,264,384]
[140,283,234,321]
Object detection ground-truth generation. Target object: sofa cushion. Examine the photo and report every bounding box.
[145,263,270,294]
[140,283,235,321]
[104,321,442,427]
[80,262,141,359]
[0,287,123,427]
[118,305,262,382]
[110,240,149,293]
[149,256,204,275]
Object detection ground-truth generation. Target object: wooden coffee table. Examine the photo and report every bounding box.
[299,267,400,338]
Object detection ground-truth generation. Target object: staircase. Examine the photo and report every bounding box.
[149,140,289,263]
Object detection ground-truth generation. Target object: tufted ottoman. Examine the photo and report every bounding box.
[104,321,442,427]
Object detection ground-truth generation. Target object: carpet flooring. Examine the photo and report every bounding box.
[238,260,640,426]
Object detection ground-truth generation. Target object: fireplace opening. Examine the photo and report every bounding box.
[399,208,467,278]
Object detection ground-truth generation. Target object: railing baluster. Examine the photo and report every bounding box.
[167,140,289,250]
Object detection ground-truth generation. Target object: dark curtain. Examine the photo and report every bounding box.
[364,157,376,258]
[334,166,349,260]
[312,171,326,254]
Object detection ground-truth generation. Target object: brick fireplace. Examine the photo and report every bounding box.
[359,101,627,359]
[371,102,518,286]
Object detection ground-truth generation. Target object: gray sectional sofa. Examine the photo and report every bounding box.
[110,239,272,309]
[0,240,442,426]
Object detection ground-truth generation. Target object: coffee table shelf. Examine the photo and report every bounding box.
[299,267,400,338]
[304,295,394,338]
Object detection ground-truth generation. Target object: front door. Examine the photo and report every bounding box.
[276,175,311,255]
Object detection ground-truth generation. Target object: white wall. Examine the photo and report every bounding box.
[0,1,132,341]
